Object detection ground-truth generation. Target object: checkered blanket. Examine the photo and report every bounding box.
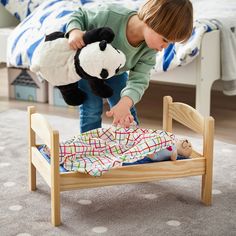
[47,126,175,176]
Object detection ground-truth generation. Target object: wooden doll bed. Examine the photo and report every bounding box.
[28,96,214,226]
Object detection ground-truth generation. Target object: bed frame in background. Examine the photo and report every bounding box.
[0,6,220,116]
[151,30,221,117]
[28,96,214,226]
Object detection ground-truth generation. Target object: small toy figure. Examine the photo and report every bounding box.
[148,138,193,161]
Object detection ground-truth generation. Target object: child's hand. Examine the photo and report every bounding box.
[68,29,85,50]
[106,97,134,128]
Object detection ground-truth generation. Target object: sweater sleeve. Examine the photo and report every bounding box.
[65,7,87,34]
[65,6,109,37]
[121,51,156,105]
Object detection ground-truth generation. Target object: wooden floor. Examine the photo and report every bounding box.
[1,81,236,145]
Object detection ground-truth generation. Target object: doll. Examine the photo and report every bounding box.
[148,138,193,161]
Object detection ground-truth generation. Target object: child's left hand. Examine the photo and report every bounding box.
[106,96,134,128]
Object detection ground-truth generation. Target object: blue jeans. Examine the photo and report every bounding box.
[77,72,139,133]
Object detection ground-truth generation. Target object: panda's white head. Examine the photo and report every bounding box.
[76,40,126,80]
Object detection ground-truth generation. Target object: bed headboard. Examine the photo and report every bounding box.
[163,96,214,159]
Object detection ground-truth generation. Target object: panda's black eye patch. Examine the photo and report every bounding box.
[100,69,109,79]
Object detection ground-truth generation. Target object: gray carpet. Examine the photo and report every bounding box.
[0,109,236,236]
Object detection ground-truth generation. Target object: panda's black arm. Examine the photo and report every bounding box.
[45,32,65,41]
[57,82,86,106]
[83,27,115,44]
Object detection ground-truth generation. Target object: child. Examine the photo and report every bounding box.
[65,0,193,133]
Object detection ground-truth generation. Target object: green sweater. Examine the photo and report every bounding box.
[66,3,156,105]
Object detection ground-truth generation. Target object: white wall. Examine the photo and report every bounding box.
[0,4,19,27]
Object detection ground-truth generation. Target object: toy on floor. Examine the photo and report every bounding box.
[30,27,126,106]
[28,95,215,226]
[148,138,193,161]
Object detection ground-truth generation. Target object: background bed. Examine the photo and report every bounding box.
[0,0,222,116]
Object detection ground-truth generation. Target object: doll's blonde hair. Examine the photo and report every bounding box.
[138,0,193,43]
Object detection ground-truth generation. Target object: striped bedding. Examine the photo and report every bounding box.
[2,0,217,74]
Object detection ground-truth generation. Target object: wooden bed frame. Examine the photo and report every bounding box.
[28,96,214,226]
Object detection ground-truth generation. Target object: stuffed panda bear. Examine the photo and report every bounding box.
[30,27,126,106]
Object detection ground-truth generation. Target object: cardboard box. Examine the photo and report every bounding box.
[8,67,48,102]
[48,84,68,107]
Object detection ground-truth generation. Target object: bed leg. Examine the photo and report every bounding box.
[51,186,61,226]
[195,79,212,117]
[28,106,37,191]
[201,117,214,205]
[51,130,61,226]
[29,162,36,191]
[201,174,212,205]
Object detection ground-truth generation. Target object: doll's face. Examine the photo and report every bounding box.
[176,139,192,157]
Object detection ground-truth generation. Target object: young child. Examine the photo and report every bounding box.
[65,0,193,133]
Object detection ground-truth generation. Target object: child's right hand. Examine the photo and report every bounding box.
[68,29,85,50]
[106,96,134,128]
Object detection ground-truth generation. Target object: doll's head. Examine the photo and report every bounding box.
[176,139,192,157]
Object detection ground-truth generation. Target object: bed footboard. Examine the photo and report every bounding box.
[28,106,61,226]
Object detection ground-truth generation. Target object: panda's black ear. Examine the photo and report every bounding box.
[83,27,115,45]
[99,40,107,51]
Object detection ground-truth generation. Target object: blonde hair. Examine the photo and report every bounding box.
[138,0,193,43]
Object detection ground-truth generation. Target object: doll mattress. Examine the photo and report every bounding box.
[38,145,190,174]
[37,126,179,177]
[6,0,217,73]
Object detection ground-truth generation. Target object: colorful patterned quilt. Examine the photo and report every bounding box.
[4,0,217,74]
[40,126,175,177]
